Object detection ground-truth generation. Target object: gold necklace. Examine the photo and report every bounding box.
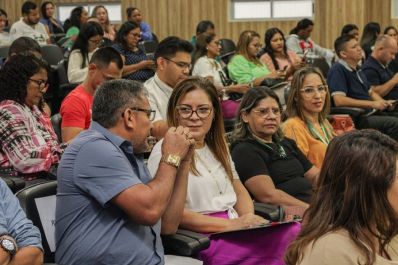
[195,149,228,195]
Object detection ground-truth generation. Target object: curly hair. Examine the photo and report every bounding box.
[0,54,49,111]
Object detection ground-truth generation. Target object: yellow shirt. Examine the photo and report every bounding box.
[299,229,398,265]
[282,117,334,169]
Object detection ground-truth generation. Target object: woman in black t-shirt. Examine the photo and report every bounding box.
[231,87,319,209]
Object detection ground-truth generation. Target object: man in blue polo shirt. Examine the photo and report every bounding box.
[362,35,398,101]
[327,34,398,140]
[55,79,196,265]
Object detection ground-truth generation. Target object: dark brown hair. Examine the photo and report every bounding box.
[285,129,398,265]
[167,76,233,180]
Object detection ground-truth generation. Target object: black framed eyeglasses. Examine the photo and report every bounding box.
[129,108,156,121]
[29,79,48,92]
[163,57,192,70]
[176,105,213,119]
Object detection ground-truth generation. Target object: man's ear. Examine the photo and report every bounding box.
[157,57,165,71]
[88,63,97,75]
[122,108,136,130]
[339,50,347,59]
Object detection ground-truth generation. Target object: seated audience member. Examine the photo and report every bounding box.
[126,7,153,42]
[0,178,43,265]
[40,1,64,37]
[360,21,380,59]
[385,25,398,41]
[56,79,196,264]
[113,21,155,81]
[283,67,335,169]
[192,33,249,119]
[63,6,88,50]
[385,26,398,74]
[60,47,123,142]
[340,23,360,39]
[362,35,398,101]
[327,34,398,140]
[231,87,318,209]
[190,20,215,46]
[67,21,103,83]
[286,19,334,65]
[0,55,61,180]
[0,9,10,46]
[144,36,193,139]
[285,130,398,265]
[228,30,283,87]
[91,5,116,42]
[7,36,42,59]
[10,1,50,45]
[259,27,304,81]
[148,77,300,265]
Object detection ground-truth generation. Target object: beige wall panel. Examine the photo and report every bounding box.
[1,0,396,49]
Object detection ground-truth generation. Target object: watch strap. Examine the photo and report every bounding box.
[160,154,181,168]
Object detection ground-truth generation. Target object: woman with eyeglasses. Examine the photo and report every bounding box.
[285,130,398,265]
[113,21,155,82]
[148,77,301,264]
[282,67,335,169]
[259,28,304,81]
[68,21,104,84]
[231,87,319,210]
[0,55,61,181]
[228,30,286,89]
[192,32,250,119]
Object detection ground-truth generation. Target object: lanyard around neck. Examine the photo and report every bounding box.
[306,122,331,145]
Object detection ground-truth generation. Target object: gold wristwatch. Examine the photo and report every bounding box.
[161,154,181,168]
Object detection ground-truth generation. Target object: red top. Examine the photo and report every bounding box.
[60,84,93,129]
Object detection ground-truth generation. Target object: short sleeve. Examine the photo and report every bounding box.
[282,119,310,157]
[284,138,312,172]
[231,142,270,183]
[228,55,254,84]
[0,179,42,250]
[192,57,215,78]
[74,140,141,207]
[60,94,87,128]
[327,64,348,96]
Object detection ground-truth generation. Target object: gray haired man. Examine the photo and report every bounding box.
[55,79,197,265]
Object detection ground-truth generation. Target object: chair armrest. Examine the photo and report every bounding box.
[161,229,210,256]
[254,202,284,222]
[330,107,366,118]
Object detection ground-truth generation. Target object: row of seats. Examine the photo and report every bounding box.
[14,180,285,264]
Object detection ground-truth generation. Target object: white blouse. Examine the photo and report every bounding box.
[192,56,224,87]
[147,140,239,218]
[67,49,97,83]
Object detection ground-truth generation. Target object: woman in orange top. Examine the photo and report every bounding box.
[282,67,335,169]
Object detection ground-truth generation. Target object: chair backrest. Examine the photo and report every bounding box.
[0,45,9,58]
[16,181,57,263]
[56,60,68,86]
[219,38,236,64]
[42,45,64,66]
[151,32,159,44]
[51,114,62,142]
[309,57,330,78]
[139,41,158,58]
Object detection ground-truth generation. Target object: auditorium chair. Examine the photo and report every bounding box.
[16,181,211,263]
[50,114,62,142]
[0,45,9,58]
[219,38,236,64]
[41,45,65,67]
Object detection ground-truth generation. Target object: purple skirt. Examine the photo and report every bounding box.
[196,212,301,265]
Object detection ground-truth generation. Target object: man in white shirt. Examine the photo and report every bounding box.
[144,36,193,139]
[10,1,50,45]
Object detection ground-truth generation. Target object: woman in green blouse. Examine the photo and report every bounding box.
[228,30,285,87]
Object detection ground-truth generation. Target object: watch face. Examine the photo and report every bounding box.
[2,239,15,251]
